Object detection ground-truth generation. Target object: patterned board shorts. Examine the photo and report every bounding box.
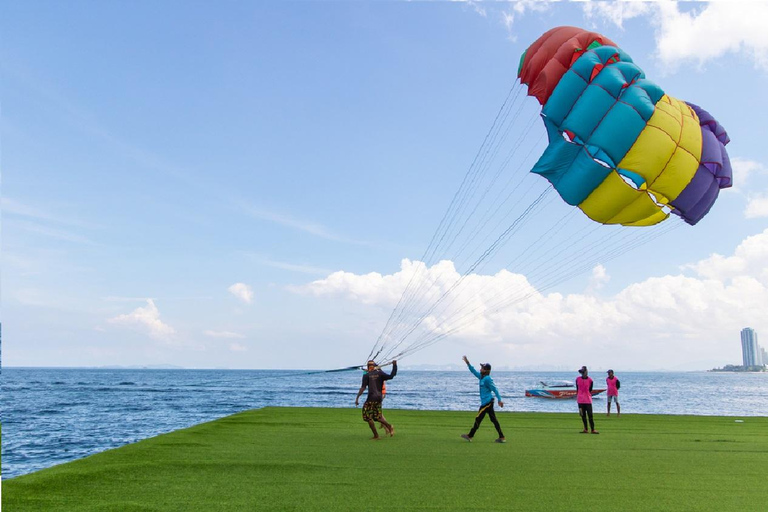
[362,401,383,422]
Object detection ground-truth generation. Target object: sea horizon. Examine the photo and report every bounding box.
[4,364,760,372]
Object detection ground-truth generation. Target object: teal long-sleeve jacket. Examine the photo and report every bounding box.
[467,364,502,406]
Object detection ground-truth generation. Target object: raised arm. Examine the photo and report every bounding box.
[463,355,481,379]
[382,360,398,380]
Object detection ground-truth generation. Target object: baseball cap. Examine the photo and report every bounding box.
[480,363,492,371]
[607,369,614,373]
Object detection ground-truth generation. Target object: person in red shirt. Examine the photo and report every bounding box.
[576,366,598,434]
[606,369,621,417]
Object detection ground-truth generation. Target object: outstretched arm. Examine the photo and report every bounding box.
[463,355,481,379]
[382,360,398,380]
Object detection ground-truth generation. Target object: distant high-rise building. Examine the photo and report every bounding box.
[740,328,760,367]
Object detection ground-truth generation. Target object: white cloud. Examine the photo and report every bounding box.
[466,1,487,18]
[745,194,768,219]
[228,283,254,304]
[715,157,768,218]
[581,1,654,29]
[588,264,610,290]
[654,2,768,70]
[108,299,176,340]
[499,0,552,37]
[729,157,766,192]
[298,228,768,368]
[583,1,768,71]
[229,343,248,352]
[688,228,768,279]
[204,330,246,339]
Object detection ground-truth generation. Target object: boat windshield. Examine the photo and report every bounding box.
[540,380,574,388]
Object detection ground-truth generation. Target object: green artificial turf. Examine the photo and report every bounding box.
[4,407,767,511]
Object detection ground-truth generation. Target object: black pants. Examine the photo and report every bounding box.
[579,403,594,430]
[469,400,504,438]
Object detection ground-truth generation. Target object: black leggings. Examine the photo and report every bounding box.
[469,401,504,438]
[579,403,594,430]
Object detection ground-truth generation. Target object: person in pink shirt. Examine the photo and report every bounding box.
[606,369,621,417]
[576,366,598,434]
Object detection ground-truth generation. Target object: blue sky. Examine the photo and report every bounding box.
[3,1,768,370]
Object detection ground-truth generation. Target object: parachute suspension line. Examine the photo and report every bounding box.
[369,82,530,362]
[367,82,524,362]
[503,207,580,271]
[427,101,534,269]
[377,103,542,349]
[384,183,551,347]
[409,203,579,344]
[449,125,547,265]
[380,218,685,364]
[436,99,538,258]
[454,176,552,272]
[383,152,548,350]
[506,219,685,308]
[381,186,553,356]
[423,82,524,267]
[388,219,629,362]
[376,187,552,363]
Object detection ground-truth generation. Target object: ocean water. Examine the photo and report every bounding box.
[2,367,766,479]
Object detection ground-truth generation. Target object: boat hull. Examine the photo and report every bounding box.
[525,389,606,399]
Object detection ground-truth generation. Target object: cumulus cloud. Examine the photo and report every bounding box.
[296,229,768,368]
[296,259,435,307]
[720,157,768,218]
[228,283,254,304]
[730,157,767,192]
[588,264,610,291]
[688,228,768,279]
[583,1,768,71]
[108,299,175,340]
[581,1,654,29]
[745,195,768,219]
[204,330,246,339]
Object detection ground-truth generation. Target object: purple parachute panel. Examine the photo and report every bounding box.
[670,103,733,225]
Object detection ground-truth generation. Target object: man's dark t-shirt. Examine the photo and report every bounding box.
[361,363,397,402]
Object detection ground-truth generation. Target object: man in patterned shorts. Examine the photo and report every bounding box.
[355,359,397,440]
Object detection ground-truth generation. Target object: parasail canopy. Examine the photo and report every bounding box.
[518,26,732,226]
[365,26,734,367]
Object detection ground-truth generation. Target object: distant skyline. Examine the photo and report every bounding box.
[3,2,768,371]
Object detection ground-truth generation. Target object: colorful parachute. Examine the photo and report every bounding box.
[518,26,732,226]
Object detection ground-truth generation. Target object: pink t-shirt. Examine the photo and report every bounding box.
[576,376,593,404]
[606,376,619,396]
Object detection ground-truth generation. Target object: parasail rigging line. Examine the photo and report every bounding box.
[366,82,525,361]
[373,187,551,362]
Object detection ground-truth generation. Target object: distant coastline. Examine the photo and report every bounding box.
[709,364,767,372]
